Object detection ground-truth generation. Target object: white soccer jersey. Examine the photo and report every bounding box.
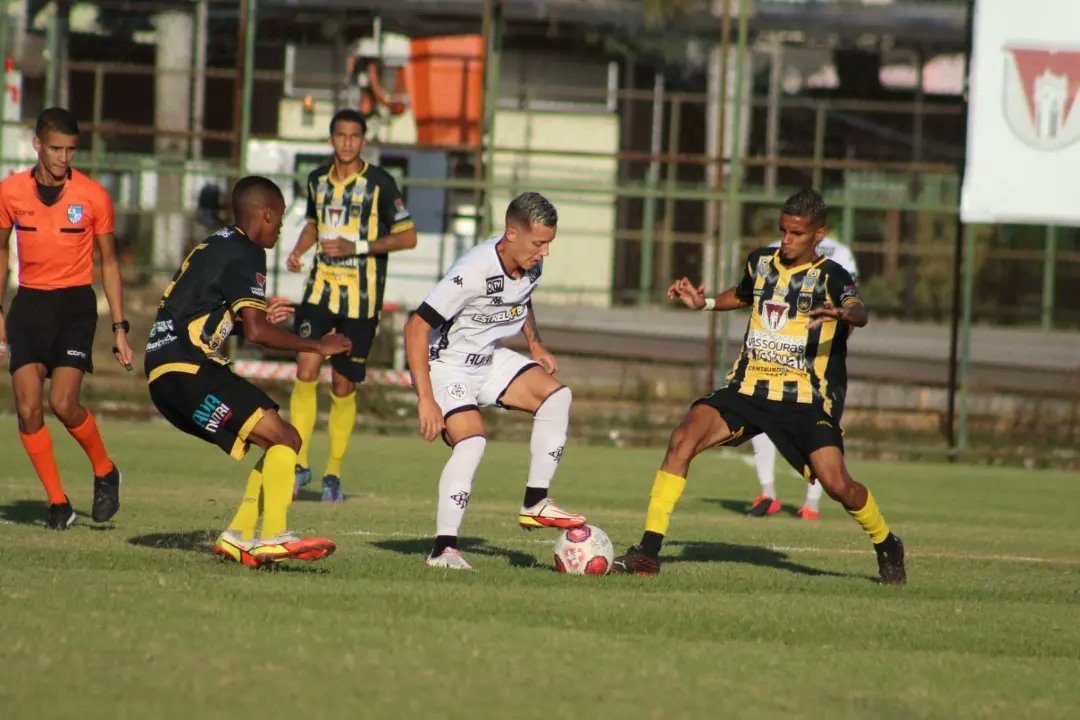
[769,236,858,280]
[420,236,542,366]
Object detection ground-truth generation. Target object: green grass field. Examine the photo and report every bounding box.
[1,418,1078,719]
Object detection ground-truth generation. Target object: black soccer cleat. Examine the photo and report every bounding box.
[92,464,121,523]
[874,533,906,585]
[610,545,661,576]
[47,497,77,530]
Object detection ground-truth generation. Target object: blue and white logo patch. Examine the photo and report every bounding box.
[67,204,83,224]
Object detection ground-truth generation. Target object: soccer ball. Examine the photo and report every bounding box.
[553,524,614,575]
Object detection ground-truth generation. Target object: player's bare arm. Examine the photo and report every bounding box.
[807,300,868,330]
[286,221,318,272]
[95,231,134,370]
[0,226,9,357]
[403,312,444,442]
[522,301,557,375]
[668,277,749,312]
[320,226,418,258]
[240,305,351,356]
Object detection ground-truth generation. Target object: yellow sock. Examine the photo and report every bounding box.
[260,445,298,539]
[325,391,357,477]
[848,490,891,544]
[289,378,319,469]
[227,461,264,541]
[644,469,687,536]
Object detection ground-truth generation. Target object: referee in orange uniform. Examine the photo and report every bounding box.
[0,107,133,529]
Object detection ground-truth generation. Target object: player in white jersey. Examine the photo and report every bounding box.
[746,235,860,520]
[404,192,586,570]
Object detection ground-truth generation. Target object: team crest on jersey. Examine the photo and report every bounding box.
[67,204,83,224]
[797,293,813,313]
[485,275,505,295]
[800,268,820,293]
[299,321,312,338]
[326,205,346,229]
[448,382,468,400]
[760,300,790,332]
[756,256,772,278]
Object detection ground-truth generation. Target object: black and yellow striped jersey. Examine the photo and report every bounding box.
[144,225,268,382]
[302,161,414,319]
[726,247,863,417]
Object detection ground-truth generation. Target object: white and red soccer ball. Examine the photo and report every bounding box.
[553,524,614,576]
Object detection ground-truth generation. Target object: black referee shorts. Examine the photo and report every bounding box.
[693,387,844,480]
[293,301,379,383]
[6,285,97,376]
[148,363,279,460]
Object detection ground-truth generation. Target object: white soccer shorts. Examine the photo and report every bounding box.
[430,347,538,418]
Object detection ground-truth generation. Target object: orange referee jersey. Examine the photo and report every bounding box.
[0,166,114,290]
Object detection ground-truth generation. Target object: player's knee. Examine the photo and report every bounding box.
[666,426,698,462]
[817,471,853,502]
[535,385,571,419]
[47,395,80,424]
[278,424,303,453]
[15,403,44,432]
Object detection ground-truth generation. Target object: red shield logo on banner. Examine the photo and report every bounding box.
[1003,45,1080,150]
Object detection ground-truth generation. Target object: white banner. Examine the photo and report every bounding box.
[961,0,1080,224]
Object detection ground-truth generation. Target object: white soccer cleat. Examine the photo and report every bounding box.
[518,497,586,530]
[425,547,474,570]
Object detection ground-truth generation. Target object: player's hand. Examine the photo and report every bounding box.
[667,277,706,310]
[807,302,846,330]
[113,330,134,371]
[0,313,8,359]
[266,296,294,325]
[417,396,445,442]
[317,329,352,356]
[286,250,303,272]
[530,343,558,375]
[319,237,357,258]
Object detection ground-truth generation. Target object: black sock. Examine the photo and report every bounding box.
[640,531,664,557]
[522,486,548,508]
[432,535,458,556]
[874,532,899,552]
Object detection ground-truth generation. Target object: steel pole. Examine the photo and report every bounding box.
[1041,225,1057,331]
[238,0,258,175]
[193,0,209,162]
[638,71,664,305]
[705,0,733,390]
[957,223,976,452]
[946,0,975,455]
[718,0,750,372]
[472,0,493,243]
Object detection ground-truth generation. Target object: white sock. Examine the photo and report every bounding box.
[435,436,487,537]
[751,434,777,499]
[803,479,823,512]
[527,387,571,491]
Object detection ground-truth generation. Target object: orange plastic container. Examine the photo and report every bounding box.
[406,35,484,146]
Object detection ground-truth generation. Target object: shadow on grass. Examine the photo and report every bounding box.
[701,496,807,518]
[0,499,47,526]
[294,489,324,502]
[0,499,116,530]
[128,529,217,552]
[371,536,544,570]
[665,541,871,581]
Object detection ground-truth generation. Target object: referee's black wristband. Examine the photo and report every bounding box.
[112,319,130,333]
